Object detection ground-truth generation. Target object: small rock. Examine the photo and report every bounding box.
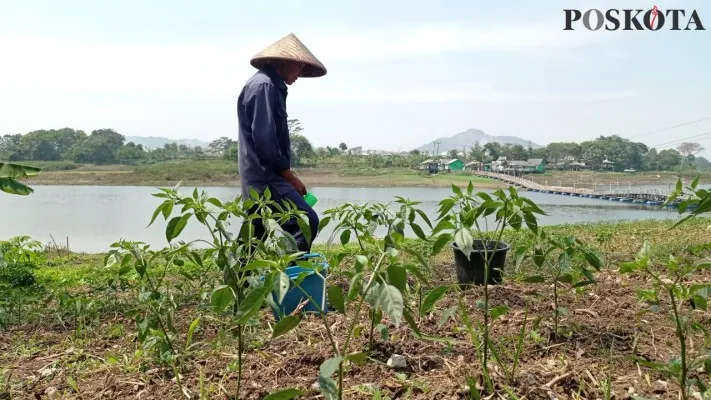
[39,367,58,378]
[45,387,58,397]
[311,381,320,391]
[628,386,635,395]
[457,355,465,364]
[386,354,407,369]
[461,385,471,394]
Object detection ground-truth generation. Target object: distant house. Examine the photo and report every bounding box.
[348,146,363,156]
[528,158,546,173]
[443,159,464,172]
[497,158,546,174]
[568,161,589,171]
[420,159,440,174]
[465,161,483,171]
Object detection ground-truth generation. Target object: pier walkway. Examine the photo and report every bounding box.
[474,171,677,207]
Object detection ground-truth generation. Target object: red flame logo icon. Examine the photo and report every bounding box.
[650,5,659,29]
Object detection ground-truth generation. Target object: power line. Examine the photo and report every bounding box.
[653,130,711,148]
[625,116,711,139]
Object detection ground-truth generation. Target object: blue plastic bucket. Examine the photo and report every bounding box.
[270,253,329,321]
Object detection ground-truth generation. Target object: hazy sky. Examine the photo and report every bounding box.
[1,0,710,156]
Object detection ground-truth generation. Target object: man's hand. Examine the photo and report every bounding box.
[280,169,307,196]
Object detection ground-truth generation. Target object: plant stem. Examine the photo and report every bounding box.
[668,287,688,400]
[369,310,376,349]
[338,252,387,400]
[236,324,244,399]
[553,270,560,338]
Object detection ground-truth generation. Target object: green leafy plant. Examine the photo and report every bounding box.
[620,241,711,400]
[106,184,310,398]
[520,230,602,338]
[0,162,40,195]
[664,176,711,227]
[303,197,433,400]
[0,236,45,327]
[430,183,545,393]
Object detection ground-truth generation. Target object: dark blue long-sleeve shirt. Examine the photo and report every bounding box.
[237,65,293,198]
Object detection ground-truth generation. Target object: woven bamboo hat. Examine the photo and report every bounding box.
[250,33,327,78]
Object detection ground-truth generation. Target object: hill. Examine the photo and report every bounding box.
[125,136,211,150]
[416,128,542,155]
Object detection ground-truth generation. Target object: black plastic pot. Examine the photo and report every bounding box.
[452,239,510,286]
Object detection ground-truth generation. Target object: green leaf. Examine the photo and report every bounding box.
[410,223,427,240]
[524,212,538,234]
[166,214,192,242]
[319,356,343,378]
[523,275,545,283]
[345,352,368,365]
[490,305,510,320]
[148,202,166,227]
[377,323,389,341]
[210,285,235,313]
[262,389,304,400]
[0,162,41,179]
[691,295,707,311]
[584,251,603,270]
[619,261,642,273]
[273,272,291,305]
[186,317,201,349]
[327,285,345,313]
[0,177,34,195]
[451,184,462,196]
[318,216,332,232]
[161,201,174,220]
[557,307,569,316]
[454,229,474,257]
[339,229,351,245]
[415,209,432,229]
[374,283,404,327]
[296,217,312,245]
[691,175,700,189]
[347,272,364,302]
[235,287,270,324]
[431,234,452,255]
[271,315,302,339]
[387,265,407,293]
[420,286,449,315]
[438,305,458,328]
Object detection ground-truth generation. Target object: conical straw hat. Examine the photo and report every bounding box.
[250,33,327,78]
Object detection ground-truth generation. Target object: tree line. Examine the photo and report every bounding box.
[1,126,708,172]
[451,135,707,172]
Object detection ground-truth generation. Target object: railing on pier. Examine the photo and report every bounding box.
[473,171,673,202]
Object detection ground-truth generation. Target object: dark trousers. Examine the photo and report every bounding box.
[246,185,319,253]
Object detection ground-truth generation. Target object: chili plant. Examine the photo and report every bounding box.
[664,176,711,227]
[519,229,602,338]
[302,197,433,400]
[429,183,545,393]
[107,184,310,398]
[620,241,711,400]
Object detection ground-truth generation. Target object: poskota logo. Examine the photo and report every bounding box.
[564,6,705,31]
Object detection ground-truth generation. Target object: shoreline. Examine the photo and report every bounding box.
[22,169,701,189]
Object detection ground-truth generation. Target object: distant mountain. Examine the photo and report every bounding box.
[125,136,211,150]
[416,129,542,155]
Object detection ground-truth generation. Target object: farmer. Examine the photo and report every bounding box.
[236,33,327,252]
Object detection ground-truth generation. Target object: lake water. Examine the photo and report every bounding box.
[0,185,685,253]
